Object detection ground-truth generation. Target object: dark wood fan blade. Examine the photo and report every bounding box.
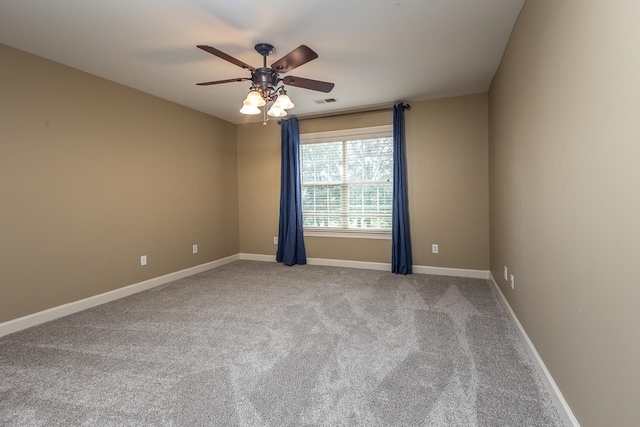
[197,45,255,71]
[196,77,250,86]
[271,45,318,73]
[282,76,334,93]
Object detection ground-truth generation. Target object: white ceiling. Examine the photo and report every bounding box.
[0,0,524,124]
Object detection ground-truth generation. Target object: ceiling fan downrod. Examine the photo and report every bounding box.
[254,43,276,67]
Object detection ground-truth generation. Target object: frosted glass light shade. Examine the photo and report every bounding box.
[274,93,294,109]
[244,90,266,107]
[240,103,261,115]
[267,105,287,117]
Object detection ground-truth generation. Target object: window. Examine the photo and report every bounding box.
[300,125,393,238]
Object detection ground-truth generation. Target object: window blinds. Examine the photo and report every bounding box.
[300,126,393,232]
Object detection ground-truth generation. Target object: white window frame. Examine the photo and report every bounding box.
[300,125,393,240]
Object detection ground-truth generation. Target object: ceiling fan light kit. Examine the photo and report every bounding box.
[196,43,334,121]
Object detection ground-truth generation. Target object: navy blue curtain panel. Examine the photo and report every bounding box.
[276,117,307,266]
[392,103,413,274]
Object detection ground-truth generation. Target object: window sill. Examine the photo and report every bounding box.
[304,230,391,240]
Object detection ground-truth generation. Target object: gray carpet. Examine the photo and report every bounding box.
[0,261,563,426]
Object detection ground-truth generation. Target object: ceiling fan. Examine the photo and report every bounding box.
[196,43,335,117]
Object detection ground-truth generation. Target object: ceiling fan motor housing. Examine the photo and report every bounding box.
[253,67,279,101]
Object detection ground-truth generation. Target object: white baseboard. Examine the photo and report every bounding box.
[310,257,390,271]
[239,253,489,279]
[239,253,276,262]
[489,273,579,427]
[0,254,240,338]
[240,254,387,271]
[413,264,489,279]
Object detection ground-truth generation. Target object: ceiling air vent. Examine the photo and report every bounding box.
[314,98,338,104]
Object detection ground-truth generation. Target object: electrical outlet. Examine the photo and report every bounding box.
[432,244,439,254]
[192,244,198,254]
[504,266,508,281]
[274,237,278,245]
[510,274,515,289]
[140,255,147,266]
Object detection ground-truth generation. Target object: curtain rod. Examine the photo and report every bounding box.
[277,103,410,124]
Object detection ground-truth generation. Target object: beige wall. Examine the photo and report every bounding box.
[238,94,489,269]
[489,1,640,425]
[407,95,489,269]
[0,44,239,323]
